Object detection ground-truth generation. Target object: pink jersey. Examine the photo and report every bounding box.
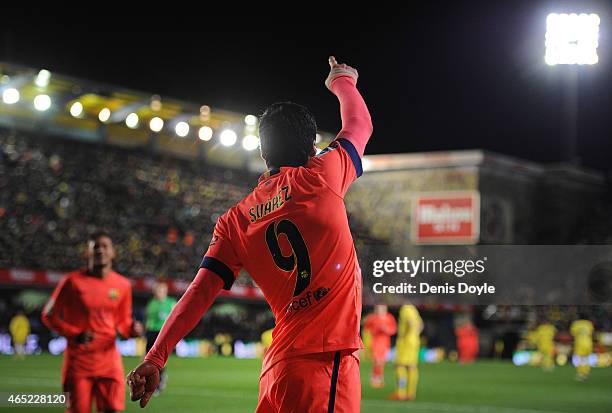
[42,269,133,380]
[203,138,364,375]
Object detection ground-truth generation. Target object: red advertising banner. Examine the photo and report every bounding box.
[412,191,480,244]
[0,268,264,301]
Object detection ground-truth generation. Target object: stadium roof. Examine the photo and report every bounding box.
[0,62,334,170]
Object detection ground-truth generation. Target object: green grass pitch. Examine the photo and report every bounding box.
[0,354,610,412]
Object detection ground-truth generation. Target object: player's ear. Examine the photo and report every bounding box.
[310,144,317,157]
[84,240,94,260]
[261,153,271,170]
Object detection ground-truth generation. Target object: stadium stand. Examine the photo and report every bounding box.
[0,127,255,283]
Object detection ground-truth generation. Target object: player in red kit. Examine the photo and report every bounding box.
[128,56,373,412]
[363,305,397,388]
[42,231,143,413]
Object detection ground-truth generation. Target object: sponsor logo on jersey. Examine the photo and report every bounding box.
[286,286,330,313]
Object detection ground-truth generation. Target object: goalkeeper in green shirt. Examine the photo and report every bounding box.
[145,280,176,394]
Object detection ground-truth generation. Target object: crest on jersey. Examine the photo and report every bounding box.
[108,288,119,300]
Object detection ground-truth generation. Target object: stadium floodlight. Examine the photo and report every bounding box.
[220,129,237,146]
[198,126,213,141]
[2,88,20,104]
[35,69,51,87]
[125,113,139,129]
[70,102,83,118]
[150,95,162,111]
[98,107,111,123]
[175,121,190,137]
[244,114,257,126]
[33,94,51,111]
[242,134,259,151]
[315,133,322,144]
[545,13,600,65]
[149,117,164,132]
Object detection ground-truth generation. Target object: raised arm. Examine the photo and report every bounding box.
[325,56,373,157]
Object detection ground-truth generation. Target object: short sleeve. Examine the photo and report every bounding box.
[308,138,363,197]
[200,215,242,290]
[115,281,134,338]
[43,275,72,317]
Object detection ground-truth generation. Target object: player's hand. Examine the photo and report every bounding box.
[130,320,144,337]
[127,361,160,408]
[325,56,359,91]
[75,330,94,344]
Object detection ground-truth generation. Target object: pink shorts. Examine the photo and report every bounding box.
[256,350,360,413]
[63,376,124,413]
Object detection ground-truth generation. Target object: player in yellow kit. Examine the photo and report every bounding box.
[9,309,30,360]
[570,317,594,381]
[260,328,273,356]
[535,322,556,371]
[389,304,423,401]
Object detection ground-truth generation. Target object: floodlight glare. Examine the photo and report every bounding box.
[33,94,51,111]
[175,121,190,137]
[35,69,51,87]
[242,134,259,151]
[244,114,257,126]
[70,102,84,117]
[126,113,139,129]
[545,13,600,65]
[220,129,237,146]
[2,88,20,104]
[98,108,111,123]
[199,126,213,141]
[149,117,164,132]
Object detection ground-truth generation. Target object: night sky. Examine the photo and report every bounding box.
[2,2,611,172]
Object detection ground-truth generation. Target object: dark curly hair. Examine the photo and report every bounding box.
[259,102,317,168]
[88,230,112,243]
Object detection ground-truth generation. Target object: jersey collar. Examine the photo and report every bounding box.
[258,167,281,184]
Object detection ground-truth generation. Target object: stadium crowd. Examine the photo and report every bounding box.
[0,128,254,282]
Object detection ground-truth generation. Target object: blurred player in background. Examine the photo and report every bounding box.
[455,316,479,364]
[389,304,423,401]
[535,320,556,372]
[145,279,176,395]
[42,231,143,413]
[362,325,372,360]
[128,55,373,412]
[260,328,273,355]
[9,308,30,360]
[571,313,594,381]
[363,305,397,388]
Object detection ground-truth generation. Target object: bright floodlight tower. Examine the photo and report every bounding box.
[545,13,600,164]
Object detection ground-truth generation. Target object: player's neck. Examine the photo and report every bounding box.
[88,265,112,278]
